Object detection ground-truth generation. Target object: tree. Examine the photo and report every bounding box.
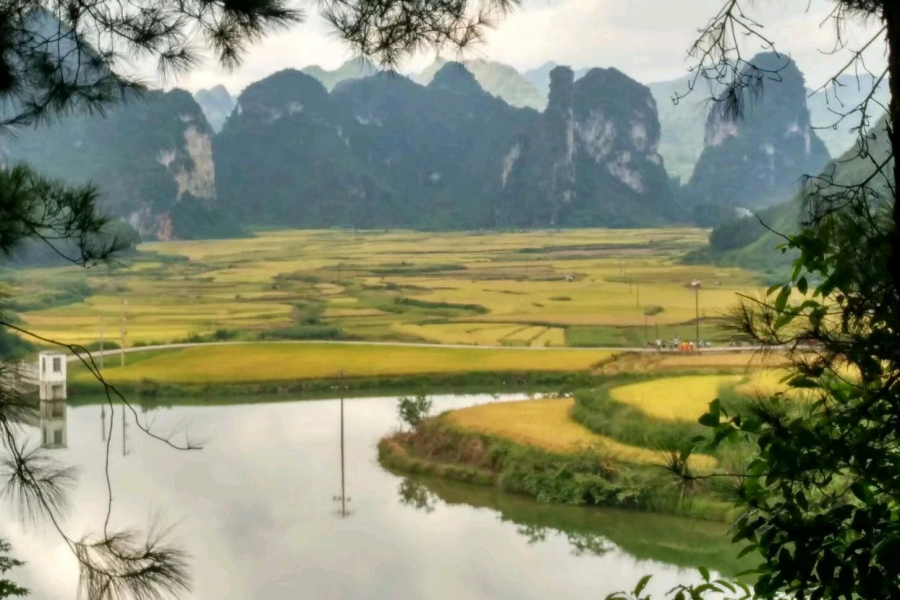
[0,541,27,598]
[397,393,433,429]
[602,2,900,598]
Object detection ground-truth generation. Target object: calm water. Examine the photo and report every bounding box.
[7,394,747,599]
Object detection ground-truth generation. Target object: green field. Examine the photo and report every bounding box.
[5,228,765,349]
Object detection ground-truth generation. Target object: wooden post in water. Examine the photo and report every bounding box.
[99,317,104,371]
[120,298,128,368]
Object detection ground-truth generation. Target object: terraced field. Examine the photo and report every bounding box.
[4,228,764,348]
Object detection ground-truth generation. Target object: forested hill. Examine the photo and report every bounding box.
[213,62,684,229]
[2,54,847,239]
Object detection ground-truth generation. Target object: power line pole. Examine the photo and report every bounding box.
[687,280,702,350]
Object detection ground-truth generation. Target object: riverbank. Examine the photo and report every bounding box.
[379,370,772,522]
[379,414,737,522]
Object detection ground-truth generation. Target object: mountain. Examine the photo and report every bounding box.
[522,62,590,98]
[194,85,236,132]
[302,57,379,91]
[685,53,831,216]
[646,76,710,184]
[214,64,538,228]
[806,74,890,157]
[688,115,893,275]
[0,89,234,240]
[496,66,683,227]
[413,58,547,111]
[213,69,393,227]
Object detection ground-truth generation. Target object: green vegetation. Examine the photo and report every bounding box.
[380,417,735,521]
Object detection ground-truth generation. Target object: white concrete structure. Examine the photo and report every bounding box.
[38,351,67,401]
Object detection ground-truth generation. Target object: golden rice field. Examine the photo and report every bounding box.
[72,343,615,385]
[444,398,716,469]
[3,228,766,348]
[609,375,743,422]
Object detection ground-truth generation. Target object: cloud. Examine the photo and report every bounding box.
[152,0,887,95]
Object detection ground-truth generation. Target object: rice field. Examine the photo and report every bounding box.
[71,343,615,384]
[4,228,766,348]
[608,375,743,422]
[444,398,717,469]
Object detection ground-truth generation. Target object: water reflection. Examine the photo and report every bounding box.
[332,394,352,518]
[11,394,752,600]
[39,400,67,449]
[395,475,757,577]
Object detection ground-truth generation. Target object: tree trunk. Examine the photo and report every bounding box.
[885,2,900,292]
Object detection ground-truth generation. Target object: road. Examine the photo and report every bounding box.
[64,339,763,363]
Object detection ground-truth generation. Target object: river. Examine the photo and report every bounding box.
[7,393,750,599]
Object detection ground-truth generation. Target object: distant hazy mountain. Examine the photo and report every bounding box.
[302,57,379,91]
[522,62,589,98]
[645,76,710,184]
[685,53,831,215]
[689,115,892,274]
[194,85,236,132]
[497,66,683,227]
[413,58,547,110]
[0,90,234,240]
[806,74,890,157]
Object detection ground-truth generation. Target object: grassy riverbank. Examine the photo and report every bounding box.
[379,365,785,521]
[379,415,736,521]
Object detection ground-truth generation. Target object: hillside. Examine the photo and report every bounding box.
[213,63,682,229]
[214,65,539,228]
[0,89,236,240]
[688,115,893,274]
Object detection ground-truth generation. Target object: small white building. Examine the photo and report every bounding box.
[38,351,67,401]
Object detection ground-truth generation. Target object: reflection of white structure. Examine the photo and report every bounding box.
[38,351,67,401]
[40,401,67,448]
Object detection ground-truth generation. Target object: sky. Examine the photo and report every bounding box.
[142,0,889,95]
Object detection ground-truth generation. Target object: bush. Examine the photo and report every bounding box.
[258,325,343,340]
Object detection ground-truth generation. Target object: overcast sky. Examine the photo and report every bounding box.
[144,0,888,95]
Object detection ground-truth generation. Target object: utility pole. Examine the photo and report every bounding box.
[635,282,640,307]
[687,280,702,350]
